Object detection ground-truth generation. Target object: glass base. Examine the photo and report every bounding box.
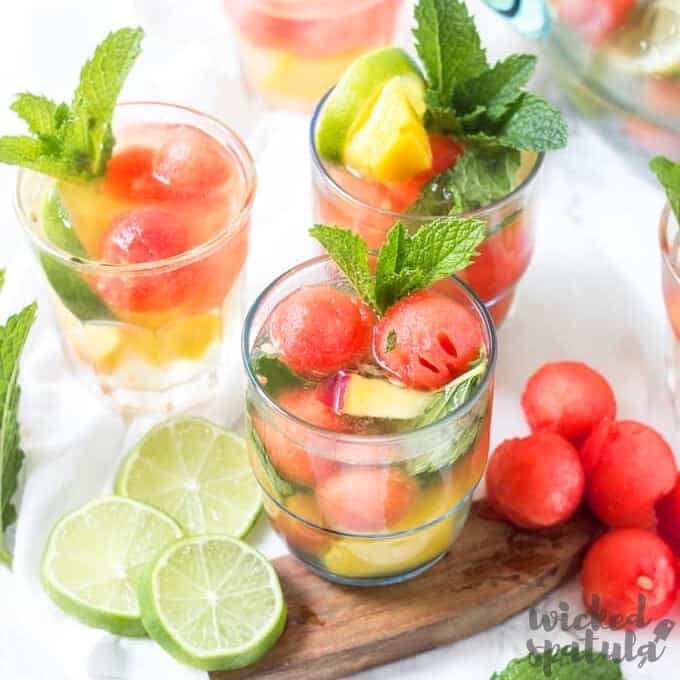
[96,366,221,415]
[292,548,448,587]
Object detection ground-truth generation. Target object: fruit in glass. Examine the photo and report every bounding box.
[243,256,496,585]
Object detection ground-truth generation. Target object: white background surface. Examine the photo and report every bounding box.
[1,1,679,679]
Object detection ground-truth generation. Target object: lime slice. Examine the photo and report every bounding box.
[41,496,183,636]
[315,46,425,162]
[40,191,114,322]
[607,0,680,76]
[116,417,262,538]
[139,535,286,671]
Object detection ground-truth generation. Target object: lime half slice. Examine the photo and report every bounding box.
[607,0,680,76]
[315,46,424,162]
[139,535,286,671]
[41,496,183,636]
[116,417,262,538]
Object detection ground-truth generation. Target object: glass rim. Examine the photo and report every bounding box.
[660,203,678,281]
[14,100,257,276]
[262,476,478,540]
[241,254,497,445]
[309,88,545,222]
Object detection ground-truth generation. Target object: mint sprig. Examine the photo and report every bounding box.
[650,156,680,223]
[410,0,567,216]
[0,28,144,181]
[310,217,486,315]
[0,283,37,567]
[490,650,623,679]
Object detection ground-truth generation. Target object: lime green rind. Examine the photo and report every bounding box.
[41,496,183,636]
[115,417,263,539]
[315,47,424,162]
[138,535,287,671]
[39,191,115,322]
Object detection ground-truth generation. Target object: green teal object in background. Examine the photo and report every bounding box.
[482,0,551,38]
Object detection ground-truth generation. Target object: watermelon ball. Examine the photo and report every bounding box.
[582,528,678,628]
[152,125,230,199]
[657,476,680,556]
[521,361,616,446]
[486,432,585,530]
[374,290,483,390]
[256,387,344,488]
[96,207,191,313]
[104,146,162,201]
[316,467,418,533]
[581,420,678,528]
[270,285,376,378]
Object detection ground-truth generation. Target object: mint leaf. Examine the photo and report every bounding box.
[0,298,37,566]
[496,93,568,151]
[403,216,486,286]
[406,349,487,477]
[385,330,397,353]
[0,27,144,180]
[0,271,4,293]
[454,54,536,120]
[309,225,377,309]
[64,27,144,176]
[651,156,680,223]
[0,136,72,179]
[414,0,487,108]
[411,145,521,216]
[314,217,485,314]
[10,94,61,137]
[247,415,298,498]
[251,354,306,397]
[491,650,623,679]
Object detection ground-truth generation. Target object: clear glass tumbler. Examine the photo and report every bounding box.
[16,102,256,413]
[242,256,496,586]
[224,0,404,111]
[310,91,543,326]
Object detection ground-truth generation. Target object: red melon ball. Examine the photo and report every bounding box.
[581,419,678,528]
[521,361,616,446]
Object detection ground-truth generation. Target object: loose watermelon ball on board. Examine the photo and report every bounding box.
[521,361,616,446]
[582,528,678,628]
[374,290,483,390]
[580,419,678,528]
[486,432,585,530]
[270,285,376,378]
[657,476,680,556]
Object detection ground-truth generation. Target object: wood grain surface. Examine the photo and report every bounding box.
[212,502,599,680]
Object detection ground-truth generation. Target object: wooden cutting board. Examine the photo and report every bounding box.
[212,502,599,680]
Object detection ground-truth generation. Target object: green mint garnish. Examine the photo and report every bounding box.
[310,216,486,315]
[410,0,567,215]
[0,279,37,566]
[251,354,306,397]
[247,414,298,498]
[409,146,521,215]
[490,650,623,679]
[384,330,397,353]
[0,28,144,181]
[650,156,680,223]
[405,348,487,478]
